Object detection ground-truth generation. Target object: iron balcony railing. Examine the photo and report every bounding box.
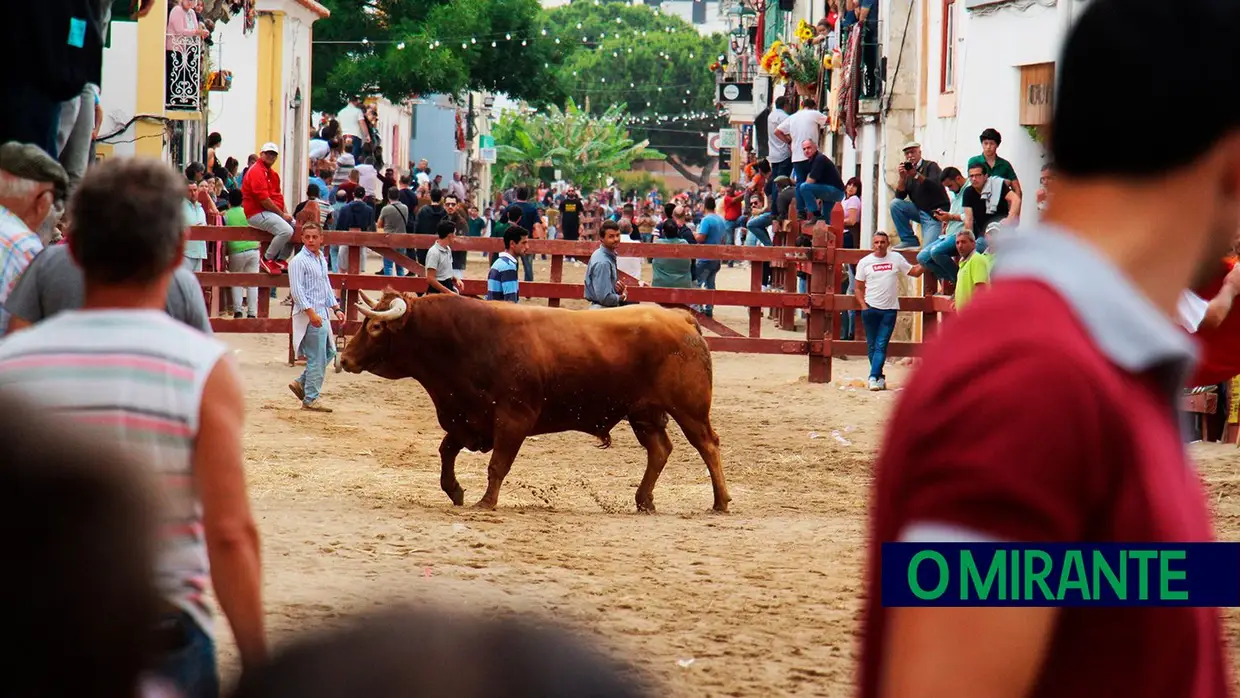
[166,34,203,112]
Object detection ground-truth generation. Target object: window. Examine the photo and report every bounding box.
[941,0,956,93]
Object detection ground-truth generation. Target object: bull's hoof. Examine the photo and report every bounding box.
[472,499,497,511]
[636,499,657,514]
[447,487,466,506]
[712,501,730,514]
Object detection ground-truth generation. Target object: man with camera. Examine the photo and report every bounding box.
[889,142,949,250]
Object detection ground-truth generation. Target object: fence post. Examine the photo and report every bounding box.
[778,201,801,331]
[806,204,840,383]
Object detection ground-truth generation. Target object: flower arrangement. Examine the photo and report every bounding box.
[760,40,786,79]
[795,19,815,43]
[781,42,821,87]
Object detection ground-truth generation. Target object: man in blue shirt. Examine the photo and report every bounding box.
[584,220,626,308]
[288,222,344,412]
[694,197,729,317]
[795,140,846,223]
[487,225,528,302]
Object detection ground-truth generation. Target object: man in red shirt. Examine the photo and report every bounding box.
[1189,250,1240,387]
[241,142,294,274]
[860,1,1238,696]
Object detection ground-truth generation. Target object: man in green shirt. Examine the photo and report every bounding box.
[223,188,260,318]
[651,220,693,289]
[966,128,1022,198]
[953,225,994,310]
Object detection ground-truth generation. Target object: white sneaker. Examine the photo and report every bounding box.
[877,377,887,390]
[868,378,880,391]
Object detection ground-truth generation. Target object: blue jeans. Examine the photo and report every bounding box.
[916,234,959,284]
[792,160,812,183]
[796,183,844,220]
[152,612,219,698]
[695,260,721,315]
[841,266,856,339]
[768,159,792,200]
[889,199,942,247]
[746,212,773,246]
[861,308,899,380]
[381,256,408,276]
[296,322,336,405]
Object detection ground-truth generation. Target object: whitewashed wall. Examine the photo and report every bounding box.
[99,21,141,157]
[205,16,258,167]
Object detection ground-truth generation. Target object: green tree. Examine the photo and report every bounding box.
[312,0,567,113]
[493,99,663,192]
[546,0,729,185]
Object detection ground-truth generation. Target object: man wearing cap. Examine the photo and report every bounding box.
[241,143,294,274]
[967,128,1022,198]
[890,141,949,250]
[0,142,67,334]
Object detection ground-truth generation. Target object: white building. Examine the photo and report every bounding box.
[914,0,1082,227]
[98,0,328,206]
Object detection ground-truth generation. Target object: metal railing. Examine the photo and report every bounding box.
[166,34,203,112]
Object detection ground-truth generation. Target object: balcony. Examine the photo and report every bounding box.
[166,34,204,113]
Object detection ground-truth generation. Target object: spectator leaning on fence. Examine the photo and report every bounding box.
[486,225,528,303]
[584,220,626,309]
[242,142,295,275]
[0,142,66,335]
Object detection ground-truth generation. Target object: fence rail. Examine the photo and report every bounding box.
[188,205,947,382]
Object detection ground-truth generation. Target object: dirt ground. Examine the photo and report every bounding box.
[211,253,1240,696]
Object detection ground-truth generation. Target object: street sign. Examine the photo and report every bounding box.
[719,128,739,149]
[706,132,721,157]
[480,147,497,164]
[479,134,495,148]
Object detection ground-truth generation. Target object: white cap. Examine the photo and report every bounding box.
[260,142,280,155]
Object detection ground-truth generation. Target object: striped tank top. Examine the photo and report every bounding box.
[0,309,227,634]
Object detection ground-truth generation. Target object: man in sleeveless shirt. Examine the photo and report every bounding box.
[0,158,267,698]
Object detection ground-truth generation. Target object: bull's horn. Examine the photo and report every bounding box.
[356,296,407,322]
[357,290,378,308]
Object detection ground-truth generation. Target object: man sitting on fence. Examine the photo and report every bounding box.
[486,225,528,303]
[242,142,295,275]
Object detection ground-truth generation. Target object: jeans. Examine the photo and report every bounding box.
[296,322,336,405]
[695,260,721,316]
[889,199,941,247]
[382,256,407,276]
[56,83,97,196]
[152,612,219,698]
[861,308,899,379]
[792,160,813,183]
[796,183,844,220]
[841,265,856,340]
[182,257,203,272]
[228,249,260,315]
[916,234,959,284]
[248,211,294,261]
[521,254,534,282]
[746,212,774,246]
[768,159,792,200]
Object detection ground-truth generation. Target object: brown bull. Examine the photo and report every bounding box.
[339,290,730,513]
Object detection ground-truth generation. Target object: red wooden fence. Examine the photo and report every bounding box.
[189,206,949,383]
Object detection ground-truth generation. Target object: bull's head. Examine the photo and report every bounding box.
[339,289,415,379]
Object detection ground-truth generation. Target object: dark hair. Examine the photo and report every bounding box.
[437,220,456,239]
[775,96,788,110]
[228,187,243,207]
[227,607,654,698]
[702,196,716,211]
[600,220,621,234]
[663,202,676,218]
[0,390,158,698]
[399,174,411,186]
[225,156,239,174]
[506,206,522,222]
[184,162,205,181]
[873,231,890,240]
[758,159,772,175]
[70,158,186,286]
[845,176,863,198]
[307,183,321,198]
[504,225,528,250]
[658,219,681,239]
[430,188,443,203]
[1053,0,1240,177]
[386,186,399,201]
[801,97,817,109]
[941,166,963,181]
[516,186,530,200]
[979,128,1002,145]
[208,131,222,148]
[364,157,376,166]
[354,186,367,200]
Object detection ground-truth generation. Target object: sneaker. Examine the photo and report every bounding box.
[275,259,289,272]
[868,378,881,391]
[892,242,919,251]
[233,311,243,319]
[302,399,333,413]
[877,377,887,391]
[288,381,305,401]
[259,258,282,274]
[246,313,257,319]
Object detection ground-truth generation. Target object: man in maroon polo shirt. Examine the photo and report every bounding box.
[859,2,1240,697]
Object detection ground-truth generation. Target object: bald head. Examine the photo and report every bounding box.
[801,139,819,160]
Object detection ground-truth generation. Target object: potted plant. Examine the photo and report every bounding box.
[782,43,821,96]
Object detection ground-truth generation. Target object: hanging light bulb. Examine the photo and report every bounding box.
[629,82,634,87]
[471,37,477,44]
[627,47,632,53]
[582,36,588,42]
[429,42,435,49]
[462,42,468,48]
[397,41,405,49]
[541,28,547,35]
[555,37,561,43]
[615,17,622,23]
[491,41,496,47]
[361,38,369,44]
[576,22,582,28]
[506,33,512,40]
[522,39,527,45]
[689,52,694,58]
[612,51,618,57]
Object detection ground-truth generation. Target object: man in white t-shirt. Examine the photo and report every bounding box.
[766,96,792,199]
[775,97,829,183]
[855,231,925,391]
[336,96,368,160]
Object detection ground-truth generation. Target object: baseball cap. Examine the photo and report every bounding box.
[260,142,280,155]
[902,141,921,151]
[0,141,69,203]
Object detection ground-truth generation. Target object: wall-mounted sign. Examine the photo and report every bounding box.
[706,132,721,157]
[479,147,497,164]
[1019,62,1055,126]
[719,128,739,149]
[717,81,754,104]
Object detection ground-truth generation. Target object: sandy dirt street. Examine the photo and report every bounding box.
[210,255,1240,696]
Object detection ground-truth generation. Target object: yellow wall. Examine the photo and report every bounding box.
[254,11,286,173]
[134,0,169,158]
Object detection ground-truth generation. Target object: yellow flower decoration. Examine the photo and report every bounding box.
[822,53,834,69]
[795,19,815,42]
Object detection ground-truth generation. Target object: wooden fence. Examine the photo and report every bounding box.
[189,205,950,383]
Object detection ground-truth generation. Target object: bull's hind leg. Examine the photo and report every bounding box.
[629,411,673,514]
[438,434,466,506]
[671,411,731,513]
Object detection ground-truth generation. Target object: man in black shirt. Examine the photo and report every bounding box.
[890,141,950,250]
[559,187,583,240]
[413,188,447,266]
[794,140,846,222]
[962,163,1022,238]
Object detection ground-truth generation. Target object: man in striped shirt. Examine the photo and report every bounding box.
[288,221,344,412]
[486,224,528,302]
[0,157,266,698]
[0,142,67,334]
